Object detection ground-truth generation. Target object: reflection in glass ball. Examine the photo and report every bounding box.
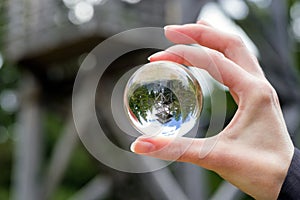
[124,61,203,136]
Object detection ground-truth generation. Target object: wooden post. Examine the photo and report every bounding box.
[11,73,43,200]
[43,118,78,199]
[176,163,208,200]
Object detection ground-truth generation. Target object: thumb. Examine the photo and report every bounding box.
[130,136,219,164]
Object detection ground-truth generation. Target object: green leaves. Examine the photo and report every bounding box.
[128,79,198,124]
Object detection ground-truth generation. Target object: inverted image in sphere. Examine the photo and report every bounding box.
[124,61,203,137]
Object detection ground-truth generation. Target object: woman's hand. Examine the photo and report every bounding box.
[130,22,294,200]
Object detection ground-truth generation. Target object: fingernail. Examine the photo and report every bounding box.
[164,25,182,30]
[130,140,156,153]
[147,55,153,61]
[147,51,165,62]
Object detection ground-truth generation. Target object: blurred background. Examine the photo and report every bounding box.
[0,0,300,199]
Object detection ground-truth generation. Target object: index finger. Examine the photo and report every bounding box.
[164,24,265,78]
[148,45,254,98]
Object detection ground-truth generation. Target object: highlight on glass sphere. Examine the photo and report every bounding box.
[123,61,203,137]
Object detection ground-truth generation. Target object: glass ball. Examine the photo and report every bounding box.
[124,61,203,136]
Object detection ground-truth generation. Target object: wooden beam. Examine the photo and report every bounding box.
[19,36,106,69]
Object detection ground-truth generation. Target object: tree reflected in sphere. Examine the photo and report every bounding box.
[124,61,203,136]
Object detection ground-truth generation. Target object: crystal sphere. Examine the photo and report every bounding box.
[124,61,203,136]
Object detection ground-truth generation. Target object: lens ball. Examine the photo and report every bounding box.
[124,61,203,136]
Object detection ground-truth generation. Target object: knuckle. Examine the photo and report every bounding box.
[230,35,245,48]
[205,50,225,69]
[210,50,225,61]
[224,35,246,57]
[250,80,278,105]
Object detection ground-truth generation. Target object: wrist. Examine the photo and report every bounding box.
[253,146,294,199]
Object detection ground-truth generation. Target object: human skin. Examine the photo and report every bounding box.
[130,21,295,200]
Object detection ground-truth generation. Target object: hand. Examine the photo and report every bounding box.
[130,22,294,200]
